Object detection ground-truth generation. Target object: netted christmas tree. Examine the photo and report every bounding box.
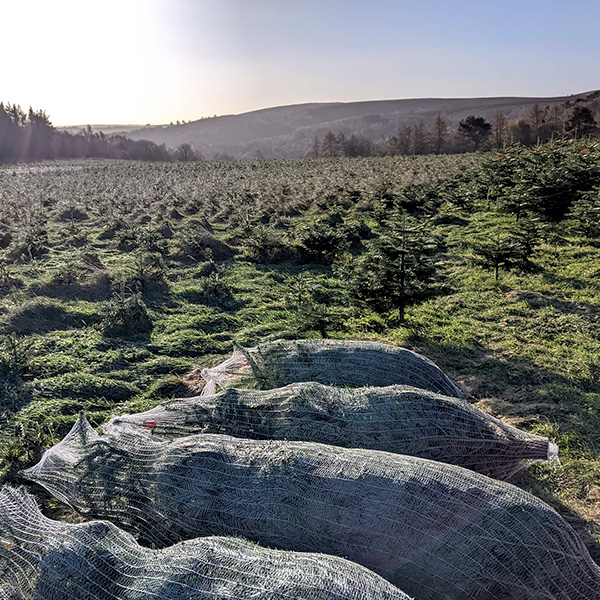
[199,339,463,398]
[25,416,600,600]
[106,382,556,480]
[0,485,409,600]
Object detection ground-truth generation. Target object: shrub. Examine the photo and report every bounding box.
[469,218,543,279]
[197,270,236,308]
[0,259,18,290]
[58,207,88,222]
[0,371,30,412]
[10,224,49,261]
[101,288,153,338]
[470,231,518,281]
[115,225,141,251]
[0,333,32,376]
[241,226,296,264]
[284,273,345,337]
[97,219,127,241]
[296,223,347,264]
[565,186,600,238]
[0,230,12,249]
[130,252,167,290]
[51,259,82,285]
[137,227,169,254]
[483,141,600,220]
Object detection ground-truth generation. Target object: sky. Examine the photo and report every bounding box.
[1,0,599,125]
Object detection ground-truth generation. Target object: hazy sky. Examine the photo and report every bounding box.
[2,0,599,125]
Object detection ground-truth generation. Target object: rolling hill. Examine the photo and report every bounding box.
[108,92,598,159]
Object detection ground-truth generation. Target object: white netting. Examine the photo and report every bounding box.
[0,485,410,600]
[199,339,463,398]
[200,349,254,396]
[24,416,600,600]
[106,382,555,480]
[0,585,17,600]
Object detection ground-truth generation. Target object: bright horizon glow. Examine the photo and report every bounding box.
[1,0,599,126]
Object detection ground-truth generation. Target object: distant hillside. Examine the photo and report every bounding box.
[59,124,147,135]
[122,92,597,159]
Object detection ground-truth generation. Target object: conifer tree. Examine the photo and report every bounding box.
[566,187,600,238]
[512,216,543,272]
[457,115,492,151]
[469,220,541,279]
[413,121,428,155]
[347,211,441,323]
[321,130,338,158]
[492,112,508,148]
[528,103,543,140]
[432,114,448,154]
[310,134,321,158]
[470,231,515,281]
[566,106,597,137]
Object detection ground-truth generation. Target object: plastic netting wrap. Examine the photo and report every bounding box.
[106,382,556,480]
[0,485,410,600]
[25,416,600,600]
[200,339,463,398]
[0,585,17,600]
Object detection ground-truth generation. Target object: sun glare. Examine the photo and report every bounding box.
[1,1,597,125]
[1,0,165,124]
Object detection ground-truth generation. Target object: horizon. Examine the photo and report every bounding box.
[3,0,600,126]
[57,89,599,128]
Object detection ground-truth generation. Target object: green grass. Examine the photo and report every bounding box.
[0,151,599,558]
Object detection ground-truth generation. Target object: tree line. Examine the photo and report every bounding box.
[2,94,598,163]
[0,103,201,163]
[308,95,599,158]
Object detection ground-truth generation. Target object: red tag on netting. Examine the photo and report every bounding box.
[145,421,158,430]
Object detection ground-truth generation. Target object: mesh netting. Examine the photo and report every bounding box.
[200,339,463,398]
[0,485,409,600]
[24,416,600,600]
[0,585,17,600]
[105,382,556,480]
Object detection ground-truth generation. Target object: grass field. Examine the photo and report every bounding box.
[1,147,599,560]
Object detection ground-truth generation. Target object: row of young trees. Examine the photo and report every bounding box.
[309,100,599,159]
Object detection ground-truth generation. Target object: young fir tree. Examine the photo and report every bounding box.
[470,231,515,281]
[285,273,345,338]
[511,216,544,272]
[347,211,441,323]
[469,218,542,280]
[500,180,538,222]
[566,187,600,238]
